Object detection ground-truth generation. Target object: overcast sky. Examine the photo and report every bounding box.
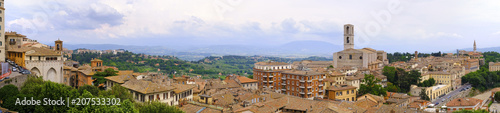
[5,0,500,53]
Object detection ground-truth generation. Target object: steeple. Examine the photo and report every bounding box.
[344,24,354,50]
[473,40,476,52]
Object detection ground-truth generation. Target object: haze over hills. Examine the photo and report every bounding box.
[64,40,341,61]
[63,40,500,61]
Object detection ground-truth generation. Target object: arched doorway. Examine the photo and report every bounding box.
[47,68,57,81]
[31,67,41,77]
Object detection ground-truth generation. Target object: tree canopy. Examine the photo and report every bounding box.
[382,66,421,93]
[358,74,387,96]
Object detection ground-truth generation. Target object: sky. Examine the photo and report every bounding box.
[4,0,500,53]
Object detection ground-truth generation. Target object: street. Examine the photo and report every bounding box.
[431,84,472,107]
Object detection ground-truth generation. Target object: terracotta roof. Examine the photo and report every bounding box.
[281,70,325,76]
[428,71,451,75]
[236,76,258,83]
[323,77,336,83]
[179,104,222,113]
[446,98,483,107]
[105,74,136,84]
[25,47,61,56]
[5,31,27,37]
[121,79,175,94]
[326,85,357,91]
[172,83,195,93]
[387,92,410,99]
[254,62,290,66]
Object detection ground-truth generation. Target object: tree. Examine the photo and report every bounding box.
[0,84,19,106]
[495,92,500,102]
[420,88,430,101]
[248,75,253,79]
[93,68,118,86]
[383,66,397,83]
[358,74,387,96]
[99,85,134,102]
[386,82,399,92]
[78,85,100,96]
[418,78,436,87]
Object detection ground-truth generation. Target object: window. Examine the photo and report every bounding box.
[360,56,363,59]
[339,56,342,59]
[347,37,350,43]
[349,55,352,59]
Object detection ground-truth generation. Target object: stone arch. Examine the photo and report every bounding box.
[31,67,41,77]
[47,68,57,81]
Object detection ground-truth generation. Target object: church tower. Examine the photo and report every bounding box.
[0,0,5,62]
[344,24,354,50]
[55,39,63,54]
[473,40,477,52]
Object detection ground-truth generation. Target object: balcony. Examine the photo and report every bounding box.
[263,81,268,83]
[307,92,312,94]
[319,84,324,87]
[299,86,305,88]
[281,77,286,80]
[319,78,323,81]
[300,92,305,94]
[269,86,274,88]
[319,90,324,92]
[281,83,286,85]
[268,75,274,78]
[299,80,305,82]
[307,80,313,82]
[282,89,286,91]
[307,86,312,89]
[268,81,273,83]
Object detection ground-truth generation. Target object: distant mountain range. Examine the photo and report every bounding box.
[64,40,341,61]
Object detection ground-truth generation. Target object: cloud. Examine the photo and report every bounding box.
[4,0,500,52]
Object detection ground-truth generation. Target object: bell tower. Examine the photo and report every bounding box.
[344,24,354,50]
[0,0,5,62]
[55,39,63,54]
[473,40,476,52]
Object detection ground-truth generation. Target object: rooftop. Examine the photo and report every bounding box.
[121,79,175,94]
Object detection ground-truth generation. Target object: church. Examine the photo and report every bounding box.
[333,24,388,70]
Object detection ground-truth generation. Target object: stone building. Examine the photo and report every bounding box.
[333,24,388,70]
[489,62,500,72]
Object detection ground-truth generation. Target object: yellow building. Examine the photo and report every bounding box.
[328,71,345,85]
[428,71,453,85]
[325,84,357,101]
[410,84,451,101]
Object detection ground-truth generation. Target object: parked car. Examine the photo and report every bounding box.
[5,77,9,79]
[12,67,18,72]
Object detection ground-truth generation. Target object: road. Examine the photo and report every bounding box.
[431,84,472,107]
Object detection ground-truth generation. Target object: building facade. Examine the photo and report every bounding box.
[325,84,357,101]
[280,70,325,99]
[490,62,500,72]
[253,61,292,91]
[333,24,388,70]
[0,0,5,62]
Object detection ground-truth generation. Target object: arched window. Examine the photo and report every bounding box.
[349,55,352,59]
[360,56,363,59]
[339,56,342,59]
[347,37,350,43]
[346,26,349,34]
